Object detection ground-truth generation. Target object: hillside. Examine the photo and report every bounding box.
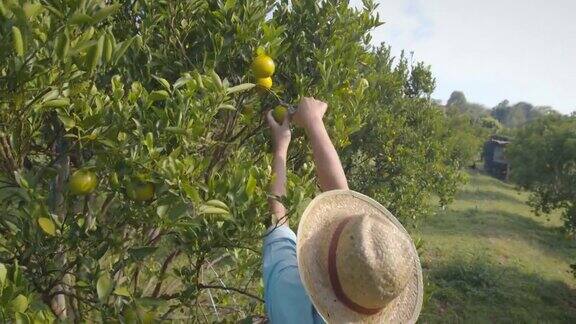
[418,171,576,322]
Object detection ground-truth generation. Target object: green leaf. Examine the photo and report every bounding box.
[210,70,222,89]
[96,273,113,303]
[86,35,104,71]
[149,90,169,102]
[136,297,167,307]
[92,4,120,22]
[54,32,70,60]
[173,76,193,89]
[168,203,189,220]
[45,5,63,18]
[224,0,237,11]
[43,98,70,108]
[129,246,158,260]
[69,12,94,25]
[41,89,60,102]
[78,27,95,43]
[0,263,7,285]
[205,199,229,211]
[11,26,24,57]
[38,217,56,236]
[182,183,200,202]
[58,115,76,131]
[226,83,255,94]
[11,294,29,312]
[156,205,169,218]
[198,205,230,216]
[165,127,187,134]
[23,2,43,20]
[76,280,89,288]
[144,132,154,151]
[218,104,236,111]
[113,286,131,297]
[98,139,116,148]
[111,74,123,94]
[246,174,257,196]
[13,171,29,189]
[112,37,135,64]
[153,76,171,91]
[14,312,30,324]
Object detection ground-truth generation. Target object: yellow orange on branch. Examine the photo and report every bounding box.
[255,77,272,92]
[252,54,275,78]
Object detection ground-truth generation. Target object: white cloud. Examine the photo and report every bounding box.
[351,0,576,114]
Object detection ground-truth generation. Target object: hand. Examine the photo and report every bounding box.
[292,97,327,130]
[265,110,291,152]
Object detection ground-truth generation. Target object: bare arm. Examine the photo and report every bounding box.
[293,97,349,191]
[266,111,291,227]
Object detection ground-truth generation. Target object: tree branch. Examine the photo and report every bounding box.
[198,284,264,303]
[152,250,181,297]
[99,193,115,219]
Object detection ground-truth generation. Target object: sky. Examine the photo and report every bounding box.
[350,0,576,114]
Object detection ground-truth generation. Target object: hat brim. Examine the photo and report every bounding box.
[297,190,423,323]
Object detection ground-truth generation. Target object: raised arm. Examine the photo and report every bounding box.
[265,110,291,228]
[292,97,349,191]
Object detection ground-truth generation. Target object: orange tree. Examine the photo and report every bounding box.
[343,49,472,221]
[0,0,468,321]
[507,114,576,234]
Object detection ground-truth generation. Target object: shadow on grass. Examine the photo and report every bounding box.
[421,255,576,323]
[466,168,513,186]
[426,208,575,262]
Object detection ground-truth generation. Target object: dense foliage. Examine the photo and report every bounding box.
[0,0,470,321]
[344,50,474,219]
[507,114,576,234]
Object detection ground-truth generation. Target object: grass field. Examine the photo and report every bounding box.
[418,170,576,323]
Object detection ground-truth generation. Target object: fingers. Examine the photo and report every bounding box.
[265,109,291,128]
[265,110,277,127]
[280,115,290,127]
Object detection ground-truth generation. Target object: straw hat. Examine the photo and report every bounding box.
[297,190,423,323]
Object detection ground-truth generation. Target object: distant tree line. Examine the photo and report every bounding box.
[444,91,559,129]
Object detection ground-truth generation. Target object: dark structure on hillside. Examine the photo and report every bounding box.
[484,136,511,180]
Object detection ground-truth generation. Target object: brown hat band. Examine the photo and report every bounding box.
[327,217,383,315]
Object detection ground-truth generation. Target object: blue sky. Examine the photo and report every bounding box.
[350,0,576,114]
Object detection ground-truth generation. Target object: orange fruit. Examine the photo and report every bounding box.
[252,54,275,78]
[255,77,273,92]
[126,181,155,202]
[272,105,288,123]
[69,169,98,195]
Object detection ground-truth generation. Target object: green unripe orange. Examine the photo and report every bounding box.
[126,181,155,202]
[251,54,275,78]
[272,105,288,123]
[69,170,98,195]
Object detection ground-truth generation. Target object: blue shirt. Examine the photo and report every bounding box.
[263,225,325,324]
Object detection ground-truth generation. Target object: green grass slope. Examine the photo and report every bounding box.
[418,170,576,323]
